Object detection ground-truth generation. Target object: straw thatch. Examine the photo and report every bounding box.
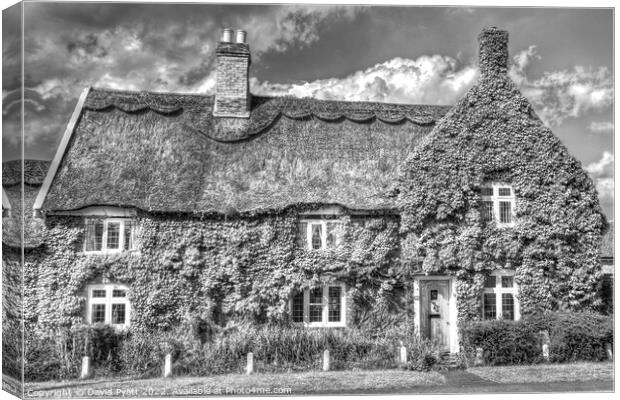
[2,160,50,248]
[42,89,450,213]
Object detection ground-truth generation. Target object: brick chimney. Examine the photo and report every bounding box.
[478,27,509,76]
[214,28,251,118]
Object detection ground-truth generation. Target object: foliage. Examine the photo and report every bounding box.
[394,64,607,320]
[460,311,613,366]
[24,209,408,334]
[23,324,445,381]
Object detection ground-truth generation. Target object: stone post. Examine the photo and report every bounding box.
[399,345,407,364]
[474,347,485,366]
[164,354,172,378]
[323,350,330,372]
[246,352,254,374]
[80,356,91,379]
[540,331,550,362]
[605,343,613,361]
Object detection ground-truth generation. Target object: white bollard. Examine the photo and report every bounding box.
[475,347,484,366]
[399,346,407,364]
[605,343,613,361]
[164,354,172,378]
[542,344,550,361]
[80,356,91,379]
[323,349,330,372]
[246,352,254,375]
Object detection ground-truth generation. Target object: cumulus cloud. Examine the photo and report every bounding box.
[252,55,478,105]
[509,46,613,127]
[588,121,614,134]
[585,152,614,206]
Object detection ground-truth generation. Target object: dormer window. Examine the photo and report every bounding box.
[84,218,135,253]
[298,219,341,250]
[480,184,515,226]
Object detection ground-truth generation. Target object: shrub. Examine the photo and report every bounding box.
[460,311,613,366]
[523,311,613,362]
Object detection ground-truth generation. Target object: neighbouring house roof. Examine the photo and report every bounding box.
[600,221,614,258]
[3,159,51,248]
[38,88,450,214]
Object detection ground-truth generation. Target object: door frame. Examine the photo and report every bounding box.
[413,275,459,353]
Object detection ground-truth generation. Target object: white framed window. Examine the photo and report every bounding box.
[84,218,135,253]
[480,183,515,227]
[291,283,346,327]
[86,283,130,328]
[298,219,342,250]
[482,270,520,321]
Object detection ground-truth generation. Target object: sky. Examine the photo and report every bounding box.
[1,3,614,219]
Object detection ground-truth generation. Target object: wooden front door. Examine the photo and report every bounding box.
[419,280,450,350]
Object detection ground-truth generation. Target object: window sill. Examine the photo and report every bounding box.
[294,322,346,328]
[83,249,139,256]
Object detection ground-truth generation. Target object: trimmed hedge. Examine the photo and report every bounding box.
[460,311,613,366]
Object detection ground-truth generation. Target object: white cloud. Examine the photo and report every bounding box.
[509,47,613,126]
[585,152,614,203]
[252,55,478,105]
[588,121,614,134]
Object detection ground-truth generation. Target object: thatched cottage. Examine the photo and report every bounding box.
[24,27,606,354]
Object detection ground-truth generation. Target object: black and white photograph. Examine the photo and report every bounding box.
[1,1,615,398]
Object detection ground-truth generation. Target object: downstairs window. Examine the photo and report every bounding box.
[482,270,520,320]
[291,284,346,327]
[86,283,130,328]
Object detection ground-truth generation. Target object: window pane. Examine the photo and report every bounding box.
[85,220,104,251]
[328,286,341,322]
[107,222,121,249]
[499,202,512,223]
[92,304,106,323]
[326,222,339,248]
[124,221,133,250]
[484,276,496,288]
[292,292,304,322]
[481,201,494,222]
[483,293,496,320]
[481,187,493,196]
[309,288,323,322]
[501,276,514,288]
[311,224,323,250]
[498,188,511,196]
[112,289,126,297]
[297,222,308,249]
[111,304,126,324]
[502,294,515,320]
[92,289,106,298]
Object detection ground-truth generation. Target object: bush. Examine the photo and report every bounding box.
[24,323,444,381]
[524,311,613,362]
[460,311,613,366]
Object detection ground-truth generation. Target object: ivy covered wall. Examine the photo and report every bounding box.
[24,209,411,334]
[393,29,607,322]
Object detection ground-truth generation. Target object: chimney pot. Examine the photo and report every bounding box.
[221,28,233,43]
[478,27,509,76]
[235,29,247,44]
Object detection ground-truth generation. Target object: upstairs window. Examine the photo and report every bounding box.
[86,283,130,328]
[290,284,346,327]
[85,218,135,253]
[480,184,515,226]
[298,219,342,250]
[482,270,520,321]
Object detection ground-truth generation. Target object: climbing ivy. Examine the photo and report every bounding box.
[393,72,607,321]
[24,209,410,334]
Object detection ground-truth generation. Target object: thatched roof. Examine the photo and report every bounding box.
[40,88,450,214]
[3,159,50,248]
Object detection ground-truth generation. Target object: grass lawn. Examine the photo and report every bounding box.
[468,361,614,384]
[24,370,446,397]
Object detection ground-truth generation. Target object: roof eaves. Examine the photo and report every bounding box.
[33,87,91,217]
